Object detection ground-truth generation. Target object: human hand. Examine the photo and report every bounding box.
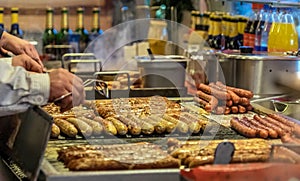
[0,32,44,70]
[12,54,43,73]
[48,68,85,112]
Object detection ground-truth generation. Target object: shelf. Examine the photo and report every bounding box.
[0,0,106,9]
[226,0,300,7]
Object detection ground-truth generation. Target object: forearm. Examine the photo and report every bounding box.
[0,62,50,109]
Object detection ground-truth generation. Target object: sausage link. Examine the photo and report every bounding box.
[54,118,78,138]
[253,115,284,137]
[94,116,118,135]
[196,91,218,109]
[281,134,300,144]
[268,114,300,137]
[264,116,292,133]
[239,117,268,138]
[216,81,254,99]
[66,118,93,137]
[228,90,240,104]
[239,97,250,106]
[163,114,189,134]
[118,115,142,136]
[172,114,201,134]
[128,116,155,135]
[230,117,256,138]
[226,100,233,107]
[198,83,230,100]
[238,105,247,114]
[214,106,225,115]
[247,118,278,138]
[105,117,128,135]
[143,117,166,134]
[193,96,212,112]
[149,115,176,133]
[225,107,231,114]
[51,123,61,138]
[231,106,239,114]
[79,117,103,136]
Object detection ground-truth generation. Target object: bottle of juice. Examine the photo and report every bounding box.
[267,8,281,52]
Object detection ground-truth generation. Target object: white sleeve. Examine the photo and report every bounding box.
[0,62,50,116]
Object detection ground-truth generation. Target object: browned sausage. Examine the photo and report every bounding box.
[196,90,218,109]
[230,117,256,138]
[51,123,61,138]
[66,118,93,138]
[268,114,300,137]
[231,106,239,114]
[227,90,240,104]
[216,81,254,99]
[198,83,230,100]
[238,105,247,114]
[246,104,253,111]
[193,96,212,112]
[281,134,300,144]
[253,115,285,137]
[225,107,231,114]
[247,118,278,138]
[239,97,250,106]
[54,118,78,138]
[239,117,268,138]
[264,116,292,133]
[226,100,233,107]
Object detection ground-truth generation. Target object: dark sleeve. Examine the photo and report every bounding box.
[0,27,3,39]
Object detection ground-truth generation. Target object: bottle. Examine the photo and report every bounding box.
[0,8,4,30]
[221,14,229,50]
[261,7,274,52]
[272,8,298,53]
[228,16,240,50]
[237,16,248,47]
[76,7,89,53]
[248,4,263,48]
[89,7,103,42]
[207,14,214,48]
[10,7,23,39]
[191,10,198,30]
[212,15,222,49]
[254,5,269,51]
[57,7,72,45]
[42,8,57,52]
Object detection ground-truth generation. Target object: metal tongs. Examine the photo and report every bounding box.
[53,79,109,103]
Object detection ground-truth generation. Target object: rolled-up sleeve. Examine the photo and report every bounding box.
[0,62,50,116]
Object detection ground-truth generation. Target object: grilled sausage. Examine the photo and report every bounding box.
[216,81,254,99]
[238,105,247,113]
[172,114,201,134]
[196,91,219,110]
[247,118,278,138]
[128,116,155,135]
[230,117,256,138]
[66,118,93,138]
[281,134,300,144]
[253,115,285,137]
[150,115,176,133]
[162,114,189,134]
[193,96,212,112]
[227,90,240,104]
[142,116,166,134]
[239,117,268,138]
[226,100,233,107]
[264,116,292,133]
[51,123,61,138]
[94,116,118,135]
[79,117,103,136]
[54,118,78,138]
[225,107,231,115]
[118,115,142,135]
[198,83,230,100]
[268,114,300,137]
[239,97,250,106]
[105,117,128,135]
[231,106,239,114]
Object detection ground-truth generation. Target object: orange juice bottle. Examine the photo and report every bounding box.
[268,8,281,52]
[279,9,298,52]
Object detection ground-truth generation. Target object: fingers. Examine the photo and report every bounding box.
[49,68,85,112]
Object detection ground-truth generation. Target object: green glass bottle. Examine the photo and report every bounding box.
[76,7,89,53]
[57,7,72,45]
[10,7,23,39]
[89,7,103,42]
[42,8,57,53]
